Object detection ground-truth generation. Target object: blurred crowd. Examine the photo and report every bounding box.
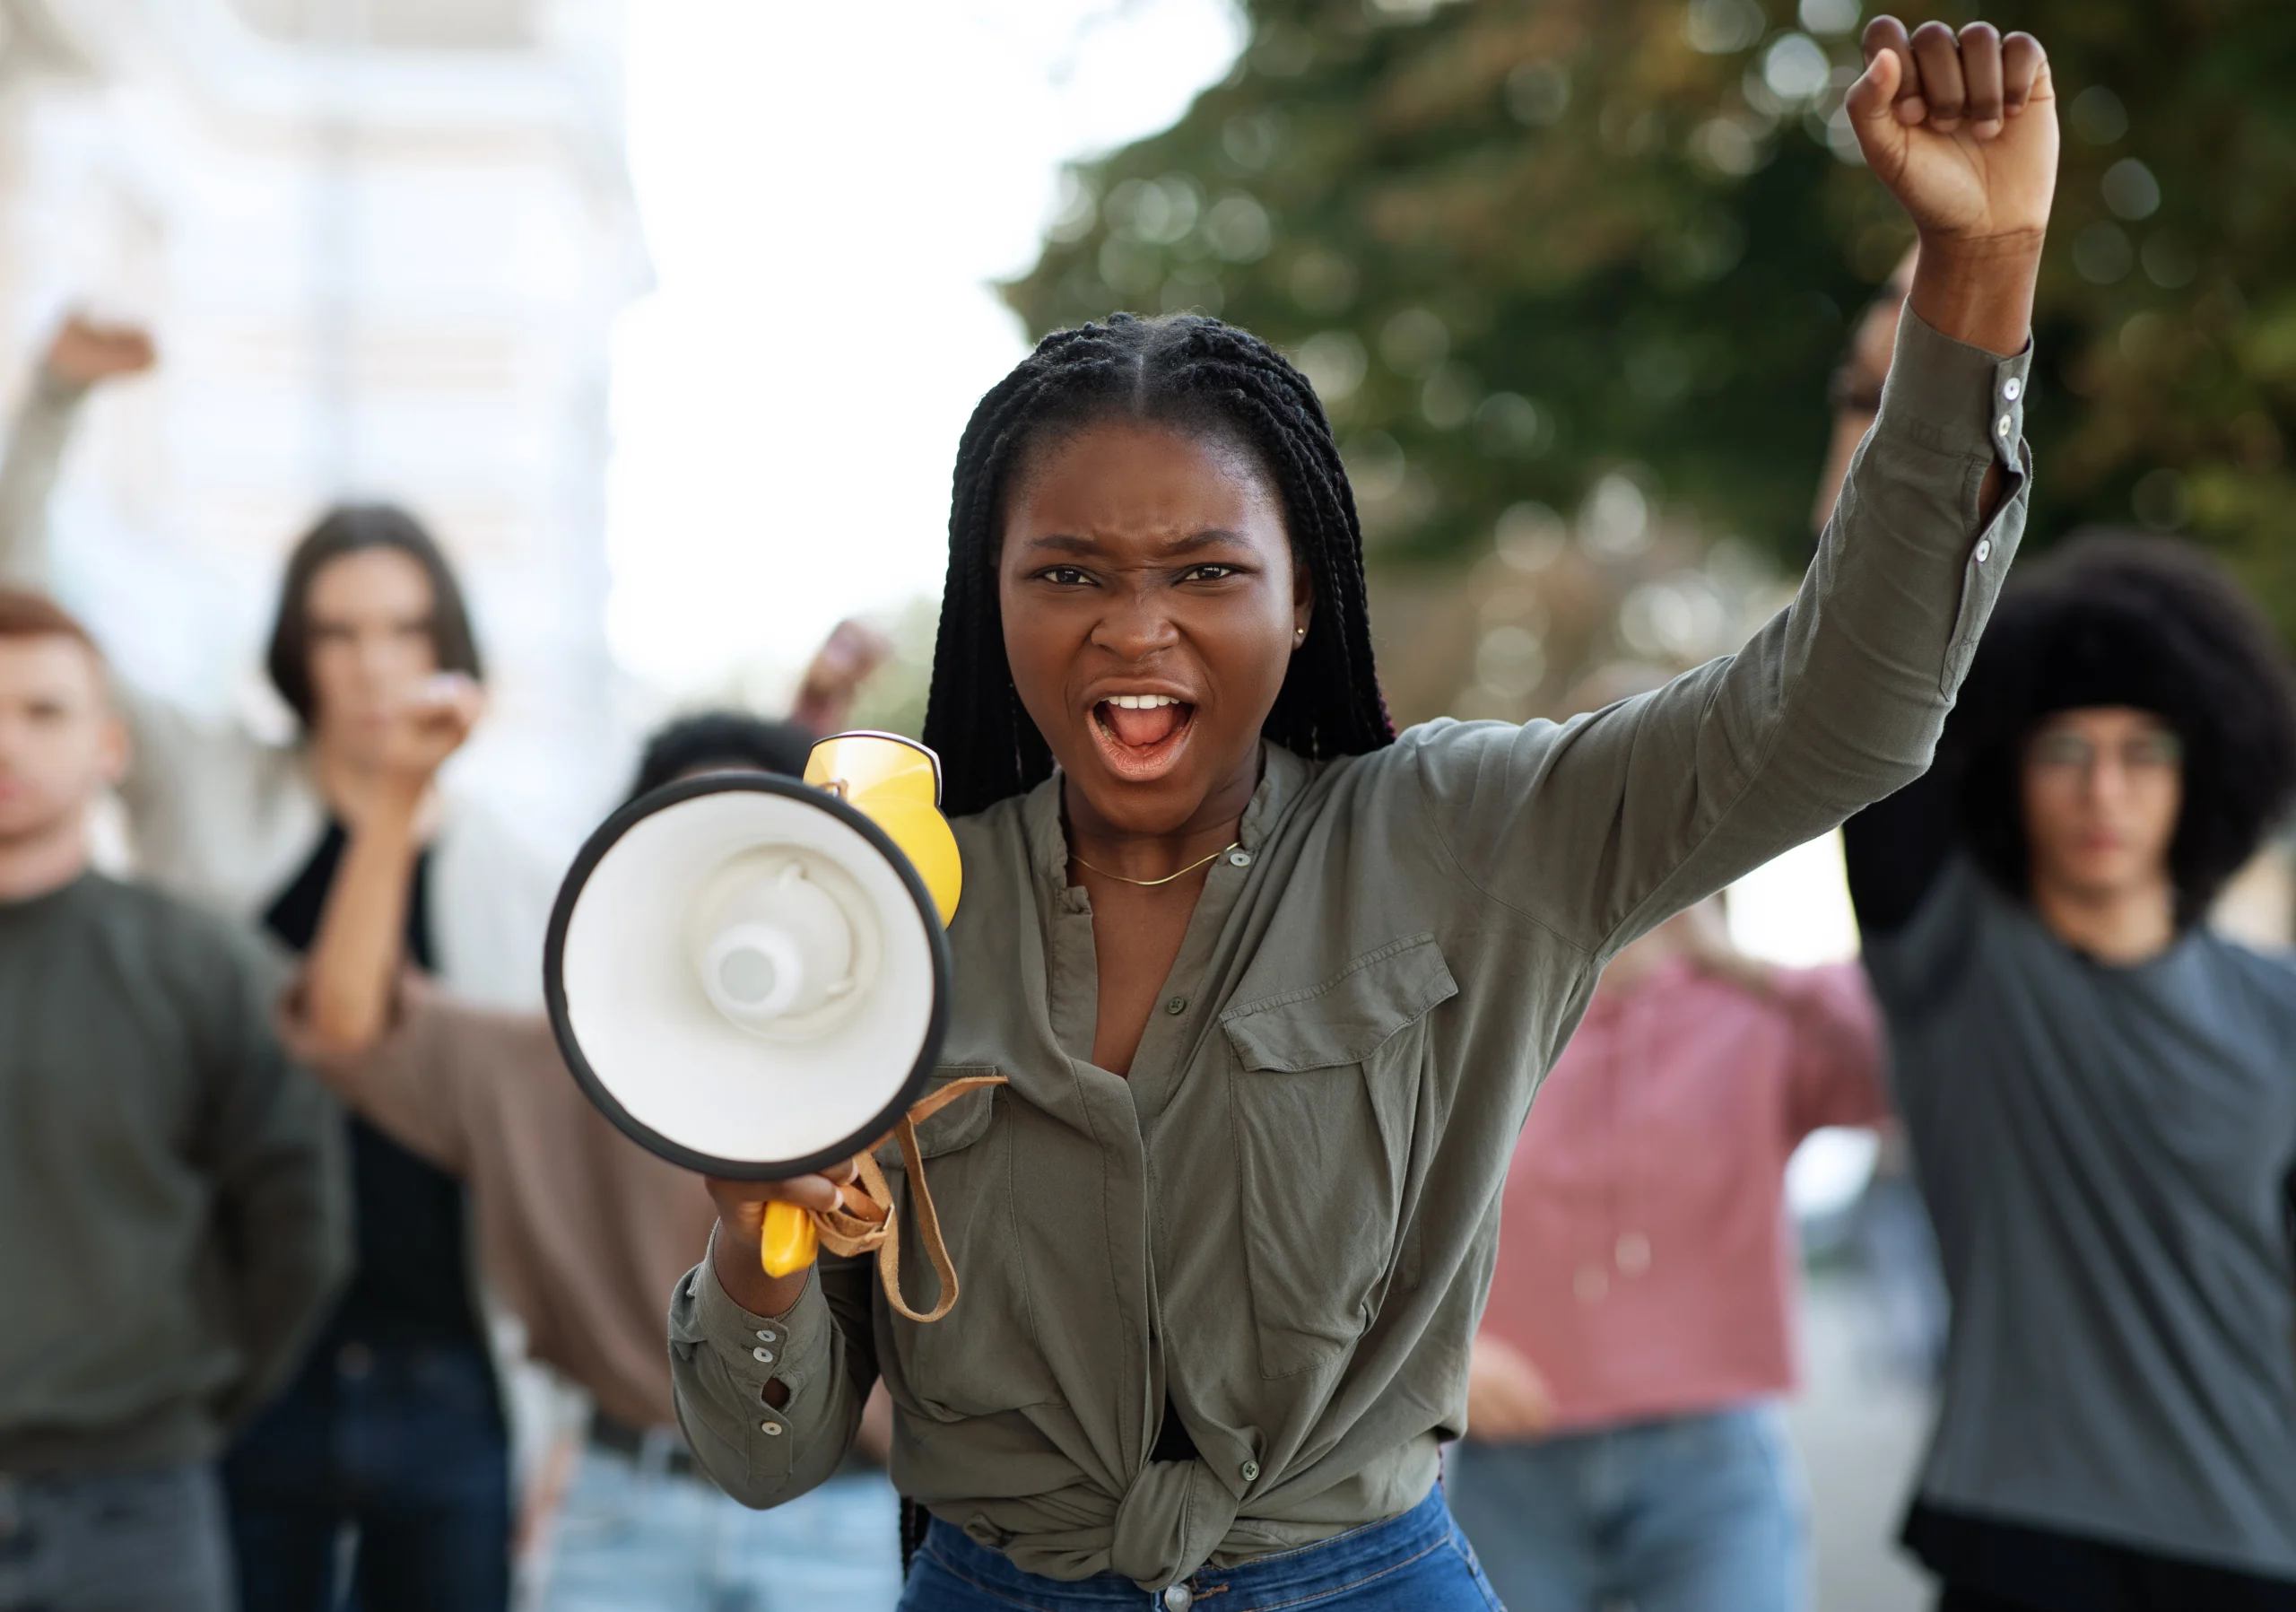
[4,109,2296,1612]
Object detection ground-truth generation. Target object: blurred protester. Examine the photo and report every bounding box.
[1843,535,2296,1612]
[278,694,902,1612]
[1839,532,2296,1611]
[1830,261,2296,1608]
[0,327,554,1610]
[1448,891,1884,1612]
[0,588,346,1612]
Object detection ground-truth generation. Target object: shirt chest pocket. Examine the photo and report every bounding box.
[872,1067,1054,1421]
[1219,935,1458,1380]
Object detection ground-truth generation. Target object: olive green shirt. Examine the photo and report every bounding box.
[670,309,2034,1590]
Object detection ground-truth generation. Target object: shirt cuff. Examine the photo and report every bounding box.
[686,1233,834,1443]
[1876,307,2032,472]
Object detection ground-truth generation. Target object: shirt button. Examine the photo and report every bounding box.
[1239,1459,1261,1482]
[1164,996,1188,1015]
[1615,1231,1651,1276]
[1574,1263,1609,1304]
[2003,376,2022,401]
[1164,1587,1195,1612]
[1975,538,1994,563]
[752,1346,775,1364]
[1227,850,1253,868]
[760,1419,784,1436]
[1996,413,2014,439]
[756,1329,777,1344]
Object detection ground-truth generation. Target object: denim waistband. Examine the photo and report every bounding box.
[920,1483,1451,1609]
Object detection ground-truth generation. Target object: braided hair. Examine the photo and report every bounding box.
[923,312,1394,816]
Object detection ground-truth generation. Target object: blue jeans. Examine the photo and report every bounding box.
[902,1484,1500,1611]
[541,1444,902,1612]
[222,1340,509,1612]
[1447,1402,1808,1612]
[0,1464,235,1612]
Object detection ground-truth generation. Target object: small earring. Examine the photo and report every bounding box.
[1294,626,1307,642]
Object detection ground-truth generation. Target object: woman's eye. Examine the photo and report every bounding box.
[1182,564,1239,582]
[1038,566,1092,587]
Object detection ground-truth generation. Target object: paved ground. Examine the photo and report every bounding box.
[1785,1268,1936,1612]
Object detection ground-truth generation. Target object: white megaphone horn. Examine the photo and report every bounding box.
[545,733,966,1285]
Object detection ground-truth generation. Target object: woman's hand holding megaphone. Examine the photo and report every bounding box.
[704,1163,865,1320]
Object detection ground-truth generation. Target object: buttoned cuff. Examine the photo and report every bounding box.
[1876,307,2032,474]
[667,1233,842,1496]
[695,1241,833,1431]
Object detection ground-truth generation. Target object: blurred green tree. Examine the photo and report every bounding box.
[1003,0,2296,637]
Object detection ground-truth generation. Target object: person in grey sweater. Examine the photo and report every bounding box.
[0,588,348,1612]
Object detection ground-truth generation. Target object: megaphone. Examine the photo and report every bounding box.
[545,732,964,1281]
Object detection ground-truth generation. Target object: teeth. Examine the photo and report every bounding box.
[1107,694,1179,710]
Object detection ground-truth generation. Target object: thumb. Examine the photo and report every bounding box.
[1845,48,1906,161]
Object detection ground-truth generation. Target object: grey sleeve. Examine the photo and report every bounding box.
[195,934,352,1426]
[1412,309,2032,957]
[0,374,87,590]
[669,1243,879,1508]
[1858,853,1988,1025]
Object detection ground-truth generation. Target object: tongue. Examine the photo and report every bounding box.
[1105,702,1185,748]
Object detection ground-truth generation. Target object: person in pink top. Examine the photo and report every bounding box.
[1448,891,1887,1612]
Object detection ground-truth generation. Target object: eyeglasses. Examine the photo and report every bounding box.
[2026,729,2183,778]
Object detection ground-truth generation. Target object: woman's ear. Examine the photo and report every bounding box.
[1292,564,1314,649]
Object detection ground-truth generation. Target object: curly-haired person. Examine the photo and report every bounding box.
[1835,286,2296,1612]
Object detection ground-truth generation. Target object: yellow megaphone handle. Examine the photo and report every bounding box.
[761,1200,820,1278]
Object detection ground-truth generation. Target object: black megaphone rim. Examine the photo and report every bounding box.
[543,770,952,1181]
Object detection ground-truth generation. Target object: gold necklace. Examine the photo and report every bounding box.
[1070,841,1242,888]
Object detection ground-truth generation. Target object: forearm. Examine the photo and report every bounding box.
[1908,236,2038,370]
[713,1231,813,1321]
[305,785,424,1050]
[1777,963,1892,1130]
[669,1242,874,1507]
[1601,309,2030,946]
[1812,410,1876,537]
[0,374,86,588]
[1418,307,2031,954]
[1913,240,2036,518]
[274,980,481,1171]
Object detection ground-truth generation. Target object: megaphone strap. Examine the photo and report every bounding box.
[810,1075,1007,1325]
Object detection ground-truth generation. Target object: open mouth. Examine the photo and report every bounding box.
[1088,693,1197,781]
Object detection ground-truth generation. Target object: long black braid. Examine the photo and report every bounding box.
[922,312,1395,816]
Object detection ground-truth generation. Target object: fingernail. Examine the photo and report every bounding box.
[1898,99,1927,122]
[1974,119,2002,139]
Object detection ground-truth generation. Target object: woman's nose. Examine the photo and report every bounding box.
[1090,587,1178,658]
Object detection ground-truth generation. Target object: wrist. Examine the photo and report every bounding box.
[1907,233,2043,359]
[347,782,429,856]
[34,365,91,404]
[710,1222,807,1319]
